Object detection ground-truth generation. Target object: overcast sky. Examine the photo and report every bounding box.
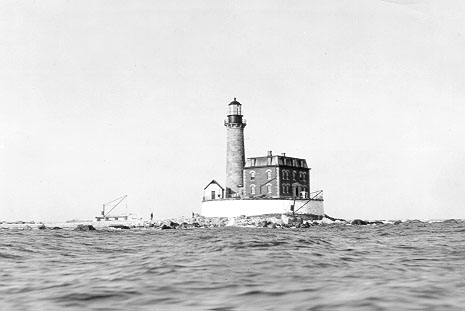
[1,0,464,222]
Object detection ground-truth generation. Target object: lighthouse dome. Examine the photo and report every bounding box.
[229,98,241,105]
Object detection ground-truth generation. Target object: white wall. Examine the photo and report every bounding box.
[201,199,324,217]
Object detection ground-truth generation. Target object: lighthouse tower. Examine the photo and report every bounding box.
[225,98,246,198]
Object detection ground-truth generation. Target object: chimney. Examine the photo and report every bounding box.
[267,150,272,157]
[281,153,286,157]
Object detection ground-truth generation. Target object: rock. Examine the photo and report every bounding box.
[351,219,368,225]
[50,227,62,230]
[73,224,96,231]
[226,218,236,226]
[169,221,179,229]
[160,224,172,230]
[269,217,282,225]
[109,225,131,229]
[393,220,402,225]
[38,224,47,230]
[405,219,422,224]
[177,222,190,229]
[324,214,345,222]
[281,214,295,225]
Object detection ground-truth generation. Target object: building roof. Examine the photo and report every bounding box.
[204,180,225,190]
[244,153,309,169]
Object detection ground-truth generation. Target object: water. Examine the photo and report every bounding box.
[1,221,465,310]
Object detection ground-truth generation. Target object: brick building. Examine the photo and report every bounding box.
[243,151,310,199]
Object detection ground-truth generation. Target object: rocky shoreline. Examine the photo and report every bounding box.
[1,214,462,231]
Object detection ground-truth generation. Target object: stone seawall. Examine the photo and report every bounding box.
[201,198,324,218]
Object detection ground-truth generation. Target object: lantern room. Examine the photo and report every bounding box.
[227,98,243,124]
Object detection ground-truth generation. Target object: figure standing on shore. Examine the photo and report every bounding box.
[150,212,153,221]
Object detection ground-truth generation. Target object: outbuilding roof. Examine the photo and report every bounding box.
[204,180,225,190]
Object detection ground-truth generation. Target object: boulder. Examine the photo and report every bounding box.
[160,224,172,230]
[351,219,368,225]
[109,225,131,229]
[393,220,402,225]
[73,224,96,231]
[38,224,47,230]
[169,221,179,229]
[268,217,282,225]
[226,218,236,226]
[281,214,295,225]
[176,222,189,229]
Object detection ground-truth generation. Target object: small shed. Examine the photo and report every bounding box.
[204,180,224,201]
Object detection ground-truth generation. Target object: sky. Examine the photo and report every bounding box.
[1,0,465,222]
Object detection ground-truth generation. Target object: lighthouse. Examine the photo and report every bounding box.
[201,96,324,218]
[225,98,246,198]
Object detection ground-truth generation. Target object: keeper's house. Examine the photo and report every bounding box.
[244,151,310,199]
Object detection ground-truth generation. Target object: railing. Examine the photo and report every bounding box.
[224,119,247,126]
[310,190,323,200]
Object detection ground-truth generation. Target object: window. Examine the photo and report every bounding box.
[251,185,256,195]
[266,170,272,180]
[302,172,306,181]
[267,184,272,194]
[282,170,288,180]
[282,183,290,194]
[293,171,296,180]
[250,171,255,181]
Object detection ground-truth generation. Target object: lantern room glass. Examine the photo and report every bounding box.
[228,104,241,116]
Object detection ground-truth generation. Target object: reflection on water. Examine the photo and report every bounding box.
[1,221,465,310]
